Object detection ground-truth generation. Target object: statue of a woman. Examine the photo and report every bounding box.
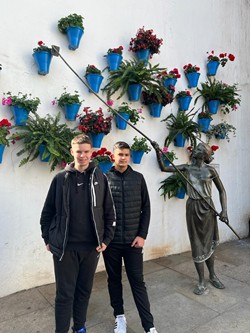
[153,142,229,295]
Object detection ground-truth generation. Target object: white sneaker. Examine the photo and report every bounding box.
[147,328,158,333]
[114,314,127,333]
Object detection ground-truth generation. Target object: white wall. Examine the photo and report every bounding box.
[0,0,249,297]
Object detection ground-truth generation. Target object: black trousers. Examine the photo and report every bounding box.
[103,243,154,332]
[53,249,99,333]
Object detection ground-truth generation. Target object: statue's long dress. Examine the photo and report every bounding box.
[185,168,219,263]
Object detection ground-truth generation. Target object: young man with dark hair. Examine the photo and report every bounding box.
[103,141,158,333]
[40,134,116,333]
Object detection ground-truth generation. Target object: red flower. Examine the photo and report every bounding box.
[211,145,219,152]
[228,54,235,61]
[38,41,44,45]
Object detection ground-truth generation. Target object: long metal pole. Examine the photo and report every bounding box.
[51,45,240,240]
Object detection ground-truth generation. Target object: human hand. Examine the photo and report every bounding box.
[46,244,51,252]
[96,243,107,252]
[131,236,145,248]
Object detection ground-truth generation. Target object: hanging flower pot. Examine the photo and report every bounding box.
[149,103,163,118]
[207,61,220,76]
[116,113,130,130]
[33,51,52,76]
[176,187,186,199]
[107,53,123,71]
[127,83,142,101]
[88,132,105,148]
[208,100,220,114]
[186,72,200,88]
[198,118,211,133]
[11,106,29,126]
[135,49,150,65]
[177,96,192,111]
[131,150,144,164]
[38,144,50,162]
[98,161,113,173]
[86,73,104,93]
[0,144,5,163]
[64,103,81,121]
[163,78,177,89]
[174,133,186,147]
[66,27,84,50]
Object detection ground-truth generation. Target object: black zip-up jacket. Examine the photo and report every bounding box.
[106,165,150,244]
[40,162,116,259]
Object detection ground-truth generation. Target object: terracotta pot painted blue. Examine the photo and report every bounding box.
[107,53,123,71]
[163,158,171,166]
[11,106,29,126]
[149,103,163,118]
[33,51,52,75]
[98,161,113,173]
[198,118,211,133]
[116,112,130,130]
[186,72,200,88]
[88,132,105,148]
[163,78,177,89]
[38,144,50,162]
[131,150,144,164]
[208,100,220,114]
[127,84,142,101]
[207,61,220,76]
[136,49,150,65]
[176,188,186,199]
[86,74,104,93]
[63,103,81,121]
[174,133,186,147]
[0,144,5,164]
[66,27,84,50]
[177,96,192,111]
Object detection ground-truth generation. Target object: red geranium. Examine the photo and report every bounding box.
[183,63,200,74]
[91,147,115,163]
[129,27,163,57]
[78,107,112,134]
[207,50,235,67]
[0,118,12,146]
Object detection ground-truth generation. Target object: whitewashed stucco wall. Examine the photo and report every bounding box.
[0,0,249,297]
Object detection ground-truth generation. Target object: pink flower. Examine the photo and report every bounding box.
[107,99,114,106]
[162,147,169,153]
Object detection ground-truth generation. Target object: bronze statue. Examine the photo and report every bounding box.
[153,142,229,295]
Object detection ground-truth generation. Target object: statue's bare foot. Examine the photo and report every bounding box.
[193,284,207,295]
[209,276,225,289]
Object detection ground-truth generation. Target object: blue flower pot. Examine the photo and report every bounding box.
[176,188,186,199]
[107,53,123,71]
[63,103,81,121]
[86,74,104,93]
[163,158,171,166]
[136,49,150,65]
[0,144,5,164]
[33,51,52,75]
[131,150,144,164]
[174,133,186,147]
[198,118,211,133]
[207,61,220,76]
[215,133,225,140]
[127,84,142,101]
[66,27,84,50]
[38,144,50,162]
[163,78,177,89]
[11,106,29,126]
[208,100,220,114]
[88,132,105,148]
[98,161,113,173]
[177,96,192,111]
[149,103,163,118]
[186,72,200,88]
[116,112,130,130]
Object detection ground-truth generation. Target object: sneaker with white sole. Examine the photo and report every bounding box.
[114,314,127,333]
[146,328,158,333]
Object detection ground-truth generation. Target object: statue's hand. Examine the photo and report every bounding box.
[219,211,229,224]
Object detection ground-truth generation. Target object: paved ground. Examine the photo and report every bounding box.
[0,238,250,333]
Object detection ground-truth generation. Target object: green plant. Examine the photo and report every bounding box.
[158,172,187,199]
[0,118,12,146]
[197,111,213,120]
[54,88,83,107]
[175,90,192,99]
[91,147,114,164]
[2,92,40,113]
[129,27,163,56]
[111,102,144,125]
[58,13,84,34]
[162,110,201,147]
[157,68,181,80]
[206,120,236,142]
[107,46,123,55]
[131,136,151,153]
[160,147,178,163]
[183,63,200,74]
[207,50,235,66]
[141,85,174,106]
[33,40,52,53]
[85,64,102,76]
[11,113,79,171]
[78,107,112,134]
[102,60,164,99]
[195,79,241,114]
